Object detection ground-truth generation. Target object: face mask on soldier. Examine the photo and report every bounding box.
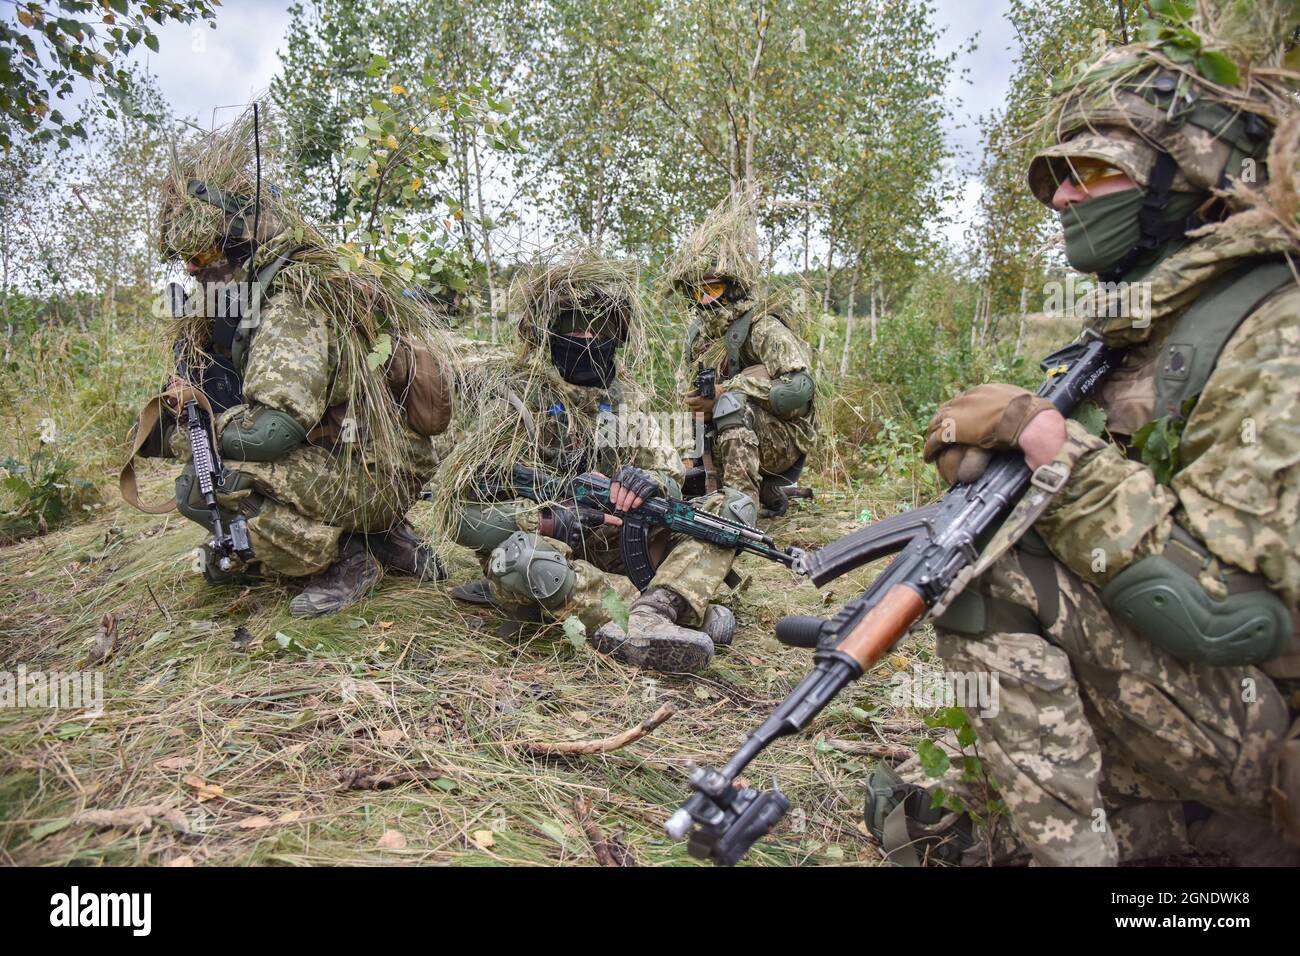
[548,333,619,388]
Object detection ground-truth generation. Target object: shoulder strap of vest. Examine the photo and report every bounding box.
[1154,259,1296,421]
[724,307,756,371]
[233,246,308,372]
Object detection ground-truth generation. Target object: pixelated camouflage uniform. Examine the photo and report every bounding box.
[921,61,1300,865]
[681,299,817,502]
[173,240,438,577]
[462,366,740,631]
[927,237,1300,864]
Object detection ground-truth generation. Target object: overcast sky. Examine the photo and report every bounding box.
[125,0,1020,249]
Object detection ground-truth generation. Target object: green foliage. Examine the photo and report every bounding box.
[918,706,1001,827]
[0,445,94,544]
[0,0,218,151]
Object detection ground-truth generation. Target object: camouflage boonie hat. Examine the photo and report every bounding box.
[1027,50,1275,208]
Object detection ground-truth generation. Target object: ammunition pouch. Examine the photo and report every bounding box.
[768,371,814,417]
[489,532,576,611]
[711,391,750,433]
[219,406,307,462]
[454,503,522,553]
[1101,528,1292,666]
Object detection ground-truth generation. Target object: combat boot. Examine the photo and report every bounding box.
[701,604,736,646]
[289,536,382,617]
[592,587,714,673]
[367,521,446,582]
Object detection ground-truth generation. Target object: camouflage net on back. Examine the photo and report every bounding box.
[425,244,651,551]
[159,106,458,496]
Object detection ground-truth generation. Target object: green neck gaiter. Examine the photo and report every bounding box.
[1061,189,1206,278]
[1061,188,1146,276]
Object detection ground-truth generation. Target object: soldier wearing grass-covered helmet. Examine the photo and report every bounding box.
[667,191,817,518]
[128,107,450,618]
[437,245,746,674]
[872,4,1300,867]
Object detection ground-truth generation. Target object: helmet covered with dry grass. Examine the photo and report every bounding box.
[663,190,762,300]
[509,244,646,352]
[158,106,292,264]
[1027,1,1300,209]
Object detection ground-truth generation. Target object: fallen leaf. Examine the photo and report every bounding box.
[281,742,308,756]
[76,804,188,832]
[87,613,117,665]
[378,728,404,746]
[472,829,495,849]
[165,855,195,867]
[571,711,591,725]
[238,815,274,830]
[376,620,394,629]
[155,756,195,771]
[277,810,304,824]
[377,829,407,849]
[183,775,225,802]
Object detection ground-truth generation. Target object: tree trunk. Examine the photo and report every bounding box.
[1015,280,1029,356]
[817,238,835,376]
[839,255,862,378]
[469,137,498,344]
[868,279,878,346]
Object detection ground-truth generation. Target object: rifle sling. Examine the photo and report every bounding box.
[120,387,217,515]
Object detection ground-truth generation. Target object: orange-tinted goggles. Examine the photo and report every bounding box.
[692,280,728,303]
[186,246,224,269]
[1062,157,1129,191]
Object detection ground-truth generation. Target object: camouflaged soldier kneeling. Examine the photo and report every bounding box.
[125,108,450,617]
[666,193,817,517]
[437,247,747,673]
[875,7,1300,866]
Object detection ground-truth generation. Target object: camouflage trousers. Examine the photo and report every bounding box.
[714,397,811,502]
[481,491,738,632]
[931,539,1289,866]
[194,445,428,577]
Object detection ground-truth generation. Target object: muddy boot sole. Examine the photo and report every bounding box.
[592,615,714,674]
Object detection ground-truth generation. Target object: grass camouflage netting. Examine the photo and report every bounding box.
[159,106,459,506]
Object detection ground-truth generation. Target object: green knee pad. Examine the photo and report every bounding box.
[711,391,751,433]
[175,462,261,532]
[488,531,576,611]
[720,487,757,527]
[454,503,521,553]
[1101,554,1292,666]
[219,406,307,462]
[768,371,814,416]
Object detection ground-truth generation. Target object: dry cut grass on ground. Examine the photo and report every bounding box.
[0,458,948,867]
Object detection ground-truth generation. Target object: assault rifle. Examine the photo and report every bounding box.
[665,330,1120,864]
[185,400,254,572]
[492,464,804,591]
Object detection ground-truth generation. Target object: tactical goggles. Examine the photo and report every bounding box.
[691,279,728,303]
[1062,156,1131,192]
[186,246,225,269]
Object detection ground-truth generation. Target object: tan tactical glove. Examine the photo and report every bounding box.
[923,383,1057,485]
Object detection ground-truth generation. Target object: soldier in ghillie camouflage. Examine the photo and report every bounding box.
[666,193,818,517]
[873,5,1300,866]
[128,108,450,617]
[437,247,749,674]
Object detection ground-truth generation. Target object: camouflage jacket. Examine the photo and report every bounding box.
[489,362,686,495]
[682,298,818,428]
[1035,228,1300,610]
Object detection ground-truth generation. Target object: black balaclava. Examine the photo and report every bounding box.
[549,333,619,388]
